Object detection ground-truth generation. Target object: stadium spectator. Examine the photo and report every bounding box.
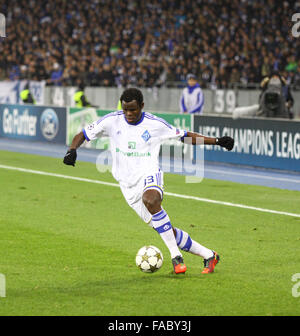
[47,63,64,86]
[0,0,299,89]
[180,74,205,114]
[9,65,20,80]
[73,83,93,108]
[259,71,294,118]
[101,64,115,87]
[20,82,36,104]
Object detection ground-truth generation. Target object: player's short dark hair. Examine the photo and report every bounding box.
[120,88,144,107]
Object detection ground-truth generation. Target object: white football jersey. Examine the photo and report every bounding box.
[83,111,186,187]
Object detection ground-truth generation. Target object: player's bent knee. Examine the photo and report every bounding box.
[142,189,161,214]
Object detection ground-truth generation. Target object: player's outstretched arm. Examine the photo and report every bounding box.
[63,131,86,166]
[185,131,234,151]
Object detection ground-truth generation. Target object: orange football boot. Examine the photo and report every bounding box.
[201,251,220,274]
[172,256,187,274]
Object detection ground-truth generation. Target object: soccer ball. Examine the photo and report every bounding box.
[135,245,163,273]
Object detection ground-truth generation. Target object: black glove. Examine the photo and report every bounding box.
[216,136,234,151]
[63,149,77,166]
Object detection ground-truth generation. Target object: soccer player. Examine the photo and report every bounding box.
[63,88,234,274]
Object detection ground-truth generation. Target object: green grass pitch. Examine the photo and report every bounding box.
[0,149,300,316]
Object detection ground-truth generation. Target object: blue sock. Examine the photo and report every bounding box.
[174,227,213,259]
[174,227,192,251]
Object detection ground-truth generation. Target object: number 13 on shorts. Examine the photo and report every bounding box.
[143,170,164,198]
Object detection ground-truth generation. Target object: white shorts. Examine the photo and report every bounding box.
[120,170,164,224]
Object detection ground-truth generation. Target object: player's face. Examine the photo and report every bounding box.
[122,100,144,124]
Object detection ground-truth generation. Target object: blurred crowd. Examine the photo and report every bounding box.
[0,0,299,89]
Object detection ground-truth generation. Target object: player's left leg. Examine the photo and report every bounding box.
[142,189,186,274]
[173,227,220,273]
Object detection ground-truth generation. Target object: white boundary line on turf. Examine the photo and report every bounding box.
[1,163,300,218]
[0,164,119,188]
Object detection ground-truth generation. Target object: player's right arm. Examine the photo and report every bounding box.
[63,132,85,166]
[63,113,112,167]
[70,132,86,149]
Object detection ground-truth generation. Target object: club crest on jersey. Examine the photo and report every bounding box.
[141,130,151,142]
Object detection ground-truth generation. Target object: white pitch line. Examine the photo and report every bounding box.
[0,164,300,218]
[164,191,300,218]
[0,164,119,188]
